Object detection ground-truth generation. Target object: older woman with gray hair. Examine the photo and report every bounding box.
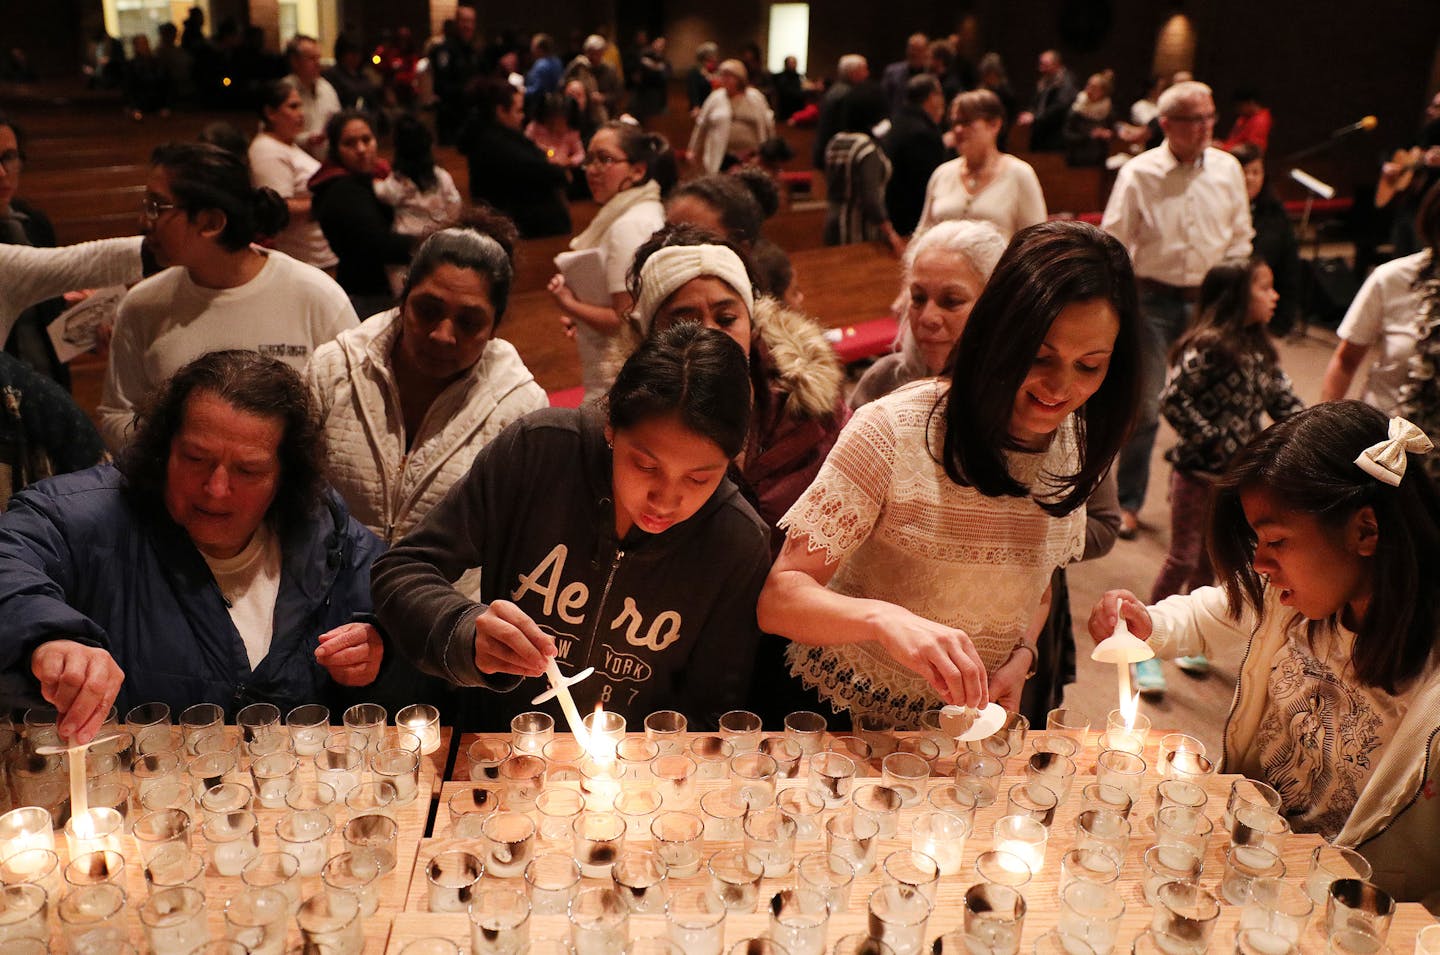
[305,221,547,545]
[688,59,775,173]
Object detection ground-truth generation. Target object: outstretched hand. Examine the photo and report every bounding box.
[872,605,989,708]
[31,640,124,744]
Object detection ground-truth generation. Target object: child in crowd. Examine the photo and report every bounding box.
[1090,402,1440,905]
[373,115,462,295]
[1137,257,1303,693]
[525,92,586,197]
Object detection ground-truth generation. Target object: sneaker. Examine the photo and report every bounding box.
[1134,658,1166,696]
[1118,510,1139,540]
[1176,654,1211,676]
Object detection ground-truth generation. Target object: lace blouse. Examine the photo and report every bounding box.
[778,380,1086,724]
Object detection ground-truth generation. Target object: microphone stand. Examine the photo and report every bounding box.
[1283,123,1376,162]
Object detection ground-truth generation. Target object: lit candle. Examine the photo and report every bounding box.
[0,807,55,864]
[396,704,442,756]
[531,660,597,749]
[64,807,124,858]
[1090,597,1155,752]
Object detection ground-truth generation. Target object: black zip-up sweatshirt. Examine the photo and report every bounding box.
[372,407,772,731]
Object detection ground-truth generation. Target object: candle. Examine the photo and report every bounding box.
[396,704,442,756]
[531,660,596,749]
[64,807,124,858]
[0,807,55,864]
[1091,597,1155,750]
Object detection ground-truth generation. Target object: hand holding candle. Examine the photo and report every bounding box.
[28,639,124,744]
[474,599,556,677]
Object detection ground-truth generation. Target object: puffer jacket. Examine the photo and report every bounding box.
[305,308,548,543]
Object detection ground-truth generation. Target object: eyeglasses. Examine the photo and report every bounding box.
[140,196,180,221]
[0,150,20,171]
[1168,113,1216,126]
[581,152,628,169]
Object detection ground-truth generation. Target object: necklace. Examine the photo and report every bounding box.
[962,154,994,192]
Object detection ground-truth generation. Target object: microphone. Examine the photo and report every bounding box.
[1331,115,1378,137]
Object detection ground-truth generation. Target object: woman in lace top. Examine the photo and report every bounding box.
[757,222,1141,726]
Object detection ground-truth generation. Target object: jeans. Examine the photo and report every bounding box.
[1150,469,1215,602]
[1117,286,1195,513]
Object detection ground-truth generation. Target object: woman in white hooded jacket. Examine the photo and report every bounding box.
[688,59,774,175]
[305,225,547,544]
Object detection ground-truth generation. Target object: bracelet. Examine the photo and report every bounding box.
[1009,641,1039,680]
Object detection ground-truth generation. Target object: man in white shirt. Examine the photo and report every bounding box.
[285,35,341,159]
[1102,80,1253,535]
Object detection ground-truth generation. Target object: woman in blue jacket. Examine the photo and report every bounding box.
[0,350,385,743]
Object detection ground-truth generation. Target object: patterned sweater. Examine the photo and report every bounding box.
[1160,346,1303,475]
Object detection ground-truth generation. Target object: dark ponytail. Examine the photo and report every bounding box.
[151,141,291,250]
[602,121,677,196]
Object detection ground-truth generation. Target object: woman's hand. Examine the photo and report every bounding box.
[1087,589,1154,643]
[987,646,1033,714]
[475,600,556,678]
[547,274,580,315]
[870,605,988,708]
[30,640,125,744]
[315,623,384,687]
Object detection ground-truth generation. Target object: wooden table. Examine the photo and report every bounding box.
[384,730,1438,954]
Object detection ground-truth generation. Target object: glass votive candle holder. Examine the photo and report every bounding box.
[248,751,298,809]
[880,752,929,807]
[718,710,763,754]
[784,711,827,757]
[139,884,208,955]
[241,850,301,916]
[297,890,363,955]
[199,781,253,824]
[797,850,855,913]
[138,777,194,815]
[1328,924,1392,955]
[276,808,333,875]
[322,850,383,917]
[809,751,857,807]
[1414,923,1440,955]
[396,702,442,756]
[954,751,1005,807]
[896,736,941,764]
[826,812,880,876]
[537,788,588,841]
[0,806,55,863]
[341,703,387,750]
[136,808,197,867]
[1026,750,1077,805]
[345,780,399,824]
[1223,844,1287,905]
[1306,845,1373,906]
[1059,847,1121,897]
[994,813,1049,877]
[643,711,687,756]
[651,810,704,877]
[0,882,49,944]
[144,847,208,896]
[1155,804,1215,857]
[1106,707,1151,745]
[964,882,1027,955]
[543,737,586,780]
[927,781,980,826]
[730,752,778,810]
[760,736,803,778]
[1096,729,1145,758]
[87,779,131,826]
[707,847,764,912]
[64,848,126,888]
[225,885,289,955]
[617,738,660,781]
[743,807,798,877]
[372,748,421,804]
[1230,803,1290,855]
[57,881,126,949]
[584,710,628,760]
[1325,879,1395,941]
[612,848,669,914]
[285,704,330,757]
[132,749,185,803]
[777,787,825,840]
[665,886,727,955]
[178,702,223,749]
[1152,779,1208,829]
[500,754,548,811]
[314,744,363,801]
[1006,780,1059,827]
[343,812,399,875]
[64,806,124,858]
[616,787,665,837]
[426,848,484,913]
[696,788,744,840]
[768,886,831,955]
[203,809,260,876]
[1081,782,1134,820]
[852,782,904,836]
[1156,733,1206,776]
[827,735,874,776]
[126,701,172,753]
[570,885,628,955]
[882,848,940,905]
[911,810,969,876]
[689,736,734,781]
[1057,880,1126,955]
[574,811,627,878]
[1149,880,1220,955]
[869,883,932,955]
[1224,778,1283,832]
[0,847,61,902]
[525,851,582,915]
[1140,843,1204,906]
[1076,808,1131,863]
[468,739,513,782]
[235,702,282,744]
[1046,707,1092,746]
[471,889,533,955]
[512,711,556,756]
[652,754,698,808]
[1238,877,1314,952]
[580,757,624,809]
[448,786,502,838]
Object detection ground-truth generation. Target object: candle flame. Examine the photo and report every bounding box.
[1120,689,1140,730]
[71,809,97,839]
[585,702,617,765]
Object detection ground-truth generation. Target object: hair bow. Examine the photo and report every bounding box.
[1353,416,1435,486]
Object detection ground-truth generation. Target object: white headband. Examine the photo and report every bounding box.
[1354,416,1435,486]
[632,245,754,334]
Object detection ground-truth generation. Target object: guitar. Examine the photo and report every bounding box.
[1376,147,1423,208]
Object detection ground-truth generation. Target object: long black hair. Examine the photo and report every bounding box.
[1168,257,1277,370]
[1209,401,1440,693]
[391,114,439,192]
[941,220,1141,516]
[151,142,288,250]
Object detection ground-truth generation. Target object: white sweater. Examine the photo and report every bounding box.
[0,237,144,343]
[98,249,357,451]
[304,307,548,542]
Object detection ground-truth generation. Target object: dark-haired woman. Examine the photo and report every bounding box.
[757,221,1141,725]
[548,122,673,401]
[373,115,462,297]
[248,78,337,271]
[665,170,793,303]
[0,350,385,744]
[98,142,357,452]
[306,226,547,543]
[458,79,570,238]
[372,323,770,731]
[309,110,418,317]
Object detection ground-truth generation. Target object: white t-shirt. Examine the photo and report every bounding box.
[1336,250,1428,415]
[201,525,283,672]
[247,133,337,269]
[288,74,342,159]
[98,249,358,451]
[575,198,664,402]
[915,154,1047,241]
